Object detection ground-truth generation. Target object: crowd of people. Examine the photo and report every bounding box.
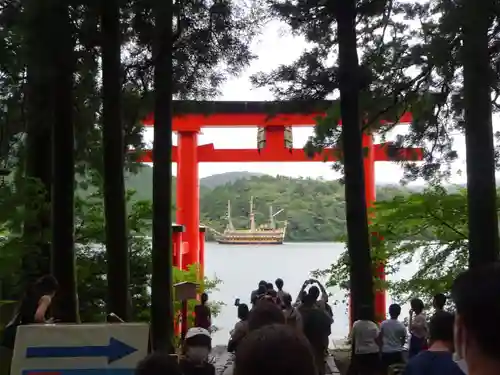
[2,263,500,375]
[349,295,451,374]
[136,277,336,375]
[228,278,334,374]
[137,264,500,375]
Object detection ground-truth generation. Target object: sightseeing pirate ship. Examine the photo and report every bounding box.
[215,197,287,245]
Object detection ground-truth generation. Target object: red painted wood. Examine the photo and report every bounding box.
[137,143,423,163]
[142,112,413,130]
[143,107,420,324]
[176,132,199,269]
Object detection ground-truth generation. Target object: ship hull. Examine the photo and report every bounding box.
[216,239,284,245]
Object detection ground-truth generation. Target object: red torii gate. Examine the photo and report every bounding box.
[140,100,422,318]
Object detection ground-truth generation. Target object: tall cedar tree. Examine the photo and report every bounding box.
[336,0,375,321]
[101,0,131,319]
[400,0,500,265]
[21,0,53,288]
[0,0,262,313]
[151,0,174,352]
[127,0,260,98]
[253,0,500,309]
[51,0,79,322]
[461,0,499,266]
[252,0,391,320]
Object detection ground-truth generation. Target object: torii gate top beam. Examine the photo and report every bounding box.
[142,100,413,130]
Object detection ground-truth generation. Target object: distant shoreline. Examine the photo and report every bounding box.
[205,239,341,243]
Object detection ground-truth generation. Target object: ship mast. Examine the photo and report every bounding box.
[269,205,275,229]
[227,200,234,231]
[250,196,256,231]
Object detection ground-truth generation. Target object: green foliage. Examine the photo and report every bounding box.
[0,177,222,323]
[248,0,500,184]
[201,175,347,241]
[172,265,223,327]
[198,171,265,190]
[315,186,469,302]
[0,0,266,175]
[198,175,413,242]
[118,168,416,241]
[74,186,221,322]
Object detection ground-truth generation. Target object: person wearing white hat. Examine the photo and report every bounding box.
[180,327,215,375]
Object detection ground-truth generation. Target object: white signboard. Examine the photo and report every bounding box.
[11,323,149,375]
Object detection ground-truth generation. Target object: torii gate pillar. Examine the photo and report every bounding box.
[363,133,386,320]
[176,131,199,269]
[141,101,421,322]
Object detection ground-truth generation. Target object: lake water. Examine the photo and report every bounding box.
[204,242,419,347]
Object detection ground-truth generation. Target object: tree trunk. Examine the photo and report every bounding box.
[22,0,53,289]
[336,0,375,321]
[51,0,79,322]
[101,0,131,321]
[461,0,499,267]
[151,0,174,352]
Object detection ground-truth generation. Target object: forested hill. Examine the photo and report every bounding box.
[198,171,265,189]
[198,174,410,241]
[125,167,411,241]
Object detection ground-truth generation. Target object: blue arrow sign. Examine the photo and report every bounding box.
[25,338,137,363]
[23,369,135,375]
[24,369,135,375]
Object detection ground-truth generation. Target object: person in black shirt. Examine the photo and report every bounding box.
[432,293,446,313]
[194,293,211,330]
[251,284,267,306]
[250,280,267,305]
[1,275,58,350]
[228,304,250,353]
[275,278,290,307]
[299,294,331,375]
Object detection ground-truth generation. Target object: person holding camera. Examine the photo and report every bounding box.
[296,279,333,322]
[228,303,250,353]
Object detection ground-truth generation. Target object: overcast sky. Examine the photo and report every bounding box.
[143,20,499,185]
